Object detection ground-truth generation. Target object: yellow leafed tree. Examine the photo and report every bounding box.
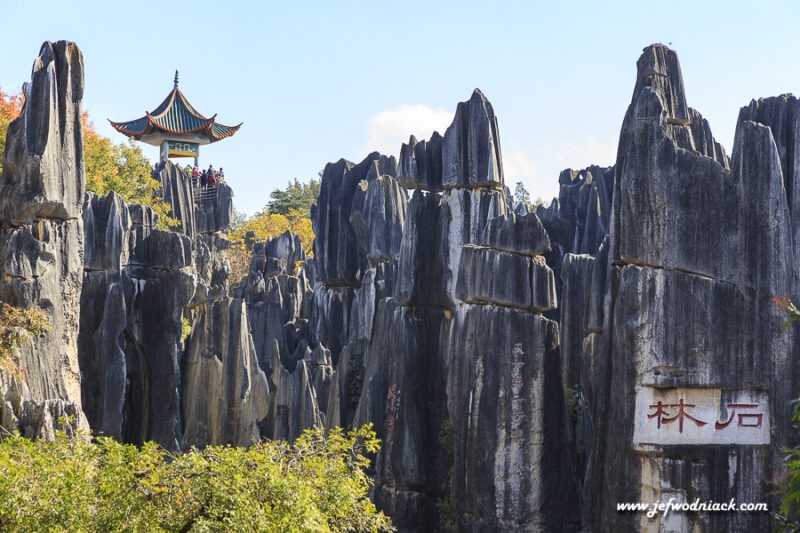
[227,208,315,284]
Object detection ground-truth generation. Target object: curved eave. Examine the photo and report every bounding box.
[109,87,241,142]
[207,122,243,142]
[108,117,149,138]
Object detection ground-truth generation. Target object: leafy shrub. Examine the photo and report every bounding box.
[0,424,393,532]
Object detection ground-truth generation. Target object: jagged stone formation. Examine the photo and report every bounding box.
[3,40,800,533]
[0,41,87,437]
[564,44,797,532]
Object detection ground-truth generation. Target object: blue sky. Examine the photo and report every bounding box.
[1,1,799,215]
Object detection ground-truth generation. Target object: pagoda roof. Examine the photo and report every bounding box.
[109,77,241,143]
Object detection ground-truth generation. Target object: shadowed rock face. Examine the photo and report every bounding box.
[5,39,800,533]
[312,154,398,286]
[80,189,196,449]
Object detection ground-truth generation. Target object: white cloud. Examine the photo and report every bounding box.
[503,137,618,205]
[552,137,617,170]
[502,140,539,183]
[362,104,453,156]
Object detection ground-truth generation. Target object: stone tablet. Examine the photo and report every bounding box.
[633,387,769,447]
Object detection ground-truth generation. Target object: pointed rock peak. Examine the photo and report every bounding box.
[632,44,688,124]
[442,89,503,188]
[471,88,487,101]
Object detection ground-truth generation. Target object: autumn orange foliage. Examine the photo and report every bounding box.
[0,88,23,174]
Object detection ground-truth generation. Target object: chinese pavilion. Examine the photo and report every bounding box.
[109,71,241,165]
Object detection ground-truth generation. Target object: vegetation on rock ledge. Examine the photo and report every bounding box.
[0,303,49,380]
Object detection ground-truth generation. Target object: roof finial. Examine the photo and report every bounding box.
[174,70,179,89]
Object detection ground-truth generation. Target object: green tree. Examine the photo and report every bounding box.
[268,178,320,217]
[513,181,531,207]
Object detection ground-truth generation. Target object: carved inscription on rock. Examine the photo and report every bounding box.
[633,387,769,447]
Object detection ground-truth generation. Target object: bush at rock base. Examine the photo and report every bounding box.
[0,424,393,533]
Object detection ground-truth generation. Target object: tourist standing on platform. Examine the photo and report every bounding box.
[200,169,208,189]
[218,168,225,182]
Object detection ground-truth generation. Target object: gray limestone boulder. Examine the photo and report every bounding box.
[738,94,800,271]
[480,211,551,256]
[582,44,797,533]
[441,187,508,300]
[352,298,450,532]
[265,347,322,442]
[358,174,408,263]
[195,180,234,234]
[311,285,354,366]
[456,245,557,312]
[394,190,450,308]
[83,191,131,272]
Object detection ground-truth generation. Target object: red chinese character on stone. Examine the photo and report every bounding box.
[649,399,707,432]
[715,403,762,429]
[648,401,671,429]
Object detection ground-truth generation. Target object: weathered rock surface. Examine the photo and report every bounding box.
[456,245,556,312]
[154,161,196,236]
[394,189,450,308]
[196,181,234,234]
[312,154,397,285]
[481,211,550,256]
[0,41,85,224]
[79,187,196,450]
[0,41,88,437]
[445,305,576,531]
[182,297,269,448]
[738,94,800,275]
[579,44,797,533]
[398,133,443,192]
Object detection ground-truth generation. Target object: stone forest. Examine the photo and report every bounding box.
[1,40,800,532]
